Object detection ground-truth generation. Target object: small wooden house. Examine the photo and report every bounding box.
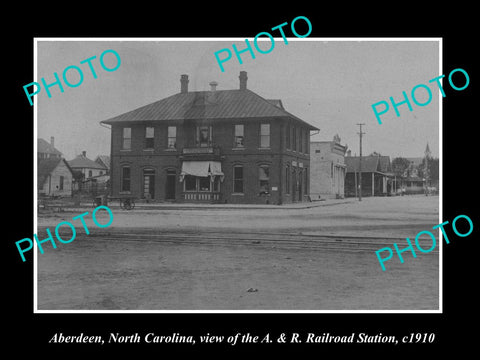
[38,157,74,196]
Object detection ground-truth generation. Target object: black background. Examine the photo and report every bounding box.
[6,5,477,356]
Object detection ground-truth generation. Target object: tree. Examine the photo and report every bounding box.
[418,157,439,182]
[391,157,411,177]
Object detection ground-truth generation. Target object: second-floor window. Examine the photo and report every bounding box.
[305,130,309,154]
[196,125,212,147]
[122,127,131,150]
[234,125,244,148]
[168,126,176,149]
[292,126,296,151]
[260,124,270,148]
[145,126,154,149]
[286,124,291,149]
[299,128,304,153]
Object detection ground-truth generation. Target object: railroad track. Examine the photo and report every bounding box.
[43,227,438,253]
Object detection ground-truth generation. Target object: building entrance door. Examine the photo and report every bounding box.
[291,168,296,202]
[298,169,303,202]
[165,170,176,200]
[143,169,155,200]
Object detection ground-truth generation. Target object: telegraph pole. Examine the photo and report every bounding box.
[357,123,365,201]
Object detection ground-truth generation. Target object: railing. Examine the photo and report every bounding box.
[182,192,221,202]
[182,146,220,155]
[181,146,221,160]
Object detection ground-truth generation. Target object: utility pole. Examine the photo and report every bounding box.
[357,123,365,201]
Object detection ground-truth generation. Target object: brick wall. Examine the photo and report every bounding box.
[110,118,311,204]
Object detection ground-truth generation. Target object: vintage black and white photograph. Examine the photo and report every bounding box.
[34,39,440,311]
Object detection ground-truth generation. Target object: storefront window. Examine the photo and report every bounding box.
[199,177,210,192]
[185,175,196,191]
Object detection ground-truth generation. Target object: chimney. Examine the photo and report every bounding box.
[239,71,248,90]
[50,136,55,147]
[180,74,189,93]
[82,151,86,157]
[209,81,218,91]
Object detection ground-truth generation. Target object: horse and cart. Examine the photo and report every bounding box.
[93,195,136,210]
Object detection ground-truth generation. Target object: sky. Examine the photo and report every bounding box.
[36,39,440,161]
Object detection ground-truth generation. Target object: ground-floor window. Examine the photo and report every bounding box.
[121,166,131,192]
[304,167,308,194]
[185,175,196,191]
[199,177,210,192]
[285,165,290,194]
[184,175,221,192]
[233,166,244,193]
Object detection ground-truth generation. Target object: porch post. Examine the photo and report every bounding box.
[372,173,375,197]
[354,170,357,198]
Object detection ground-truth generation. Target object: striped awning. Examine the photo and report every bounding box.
[179,161,223,181]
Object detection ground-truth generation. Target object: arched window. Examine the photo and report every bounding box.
[259,165,270,193]
[233,165,244,193]
[285,165,290,194]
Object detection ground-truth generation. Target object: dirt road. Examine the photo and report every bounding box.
[36,195,440,311]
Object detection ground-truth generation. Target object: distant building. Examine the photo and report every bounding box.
[345,154,395,197]
[404,157,423,177]
[95,155,111,174]
[401,157,424,194]
[68,151,108,179]
[100,72,318,204]
[38,137,62,159]
[399,143,435,193]
[310,135,347,199]
[37,157,73,196]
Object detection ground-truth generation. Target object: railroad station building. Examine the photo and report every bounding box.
[101,71,318,204]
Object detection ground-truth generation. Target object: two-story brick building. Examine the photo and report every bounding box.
[100,71,318,204]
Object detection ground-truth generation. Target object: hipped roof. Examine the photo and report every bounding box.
[101,89,318,130]
[68,155,108,170]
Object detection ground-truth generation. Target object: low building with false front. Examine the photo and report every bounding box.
[100,71,318,204]
[310,135,347,200]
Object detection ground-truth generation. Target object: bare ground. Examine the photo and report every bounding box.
[36,195,440,310]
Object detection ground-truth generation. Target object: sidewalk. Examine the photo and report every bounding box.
[106,198,356,211]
